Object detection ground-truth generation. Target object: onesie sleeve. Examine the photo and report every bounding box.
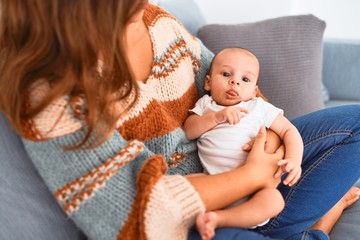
[260,98,284,128]
[190,94,212,116]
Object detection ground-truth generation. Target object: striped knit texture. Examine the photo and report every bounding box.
[21,4,213,240]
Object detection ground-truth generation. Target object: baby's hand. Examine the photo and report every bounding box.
[215,107,248,125]
[275,158,302,186]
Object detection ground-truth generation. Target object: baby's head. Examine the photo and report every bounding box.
[205,47,260,106]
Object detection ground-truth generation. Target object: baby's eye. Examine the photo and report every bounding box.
[242,77,250,82]
[222,72,231,77]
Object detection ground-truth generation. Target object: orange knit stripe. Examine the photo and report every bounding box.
[117,154,167,240]
[21,118,44,140]
[21,96,44,140]
[68,95,85,120]
[143,4,177,27]
[54,140,144,215]
[119,83,198,141]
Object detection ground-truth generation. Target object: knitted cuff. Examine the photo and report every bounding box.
[144,175,205,240]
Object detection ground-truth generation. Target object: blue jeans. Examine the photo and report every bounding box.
[189,105,360,240]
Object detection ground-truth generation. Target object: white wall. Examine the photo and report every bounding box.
[193,0,290,24]
[193,0,360,40]
[290,0,360,40]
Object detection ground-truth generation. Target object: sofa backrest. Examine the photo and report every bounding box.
[0,112,86,240]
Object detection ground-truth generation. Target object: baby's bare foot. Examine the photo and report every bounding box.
[196,212,218,240]
[311,186,360,234]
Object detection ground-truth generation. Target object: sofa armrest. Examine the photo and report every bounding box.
[322,39,360,102]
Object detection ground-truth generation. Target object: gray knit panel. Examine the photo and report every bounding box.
[194,40,214,98]
[22,125,203,239]
[22,130,150,240]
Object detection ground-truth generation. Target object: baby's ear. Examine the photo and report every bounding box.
[253,85,258,95]
[204,75,211,91]
[256,87,268,102]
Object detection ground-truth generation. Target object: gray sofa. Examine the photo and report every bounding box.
[1,1,359,239]
[322,39,360,108]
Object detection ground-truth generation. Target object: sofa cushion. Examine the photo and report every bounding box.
[197,15,326,120]
[0,113,86,240]
[322,39,360,102]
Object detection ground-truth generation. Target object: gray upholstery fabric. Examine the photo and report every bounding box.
[0,113,86,240]
[330,179,360,240]
[323,39,360,102]
[197,15,326,120]
[325,100,360,108]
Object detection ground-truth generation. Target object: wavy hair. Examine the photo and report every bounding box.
[0,0,142,148]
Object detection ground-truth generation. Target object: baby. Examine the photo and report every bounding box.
[183,47,304,239]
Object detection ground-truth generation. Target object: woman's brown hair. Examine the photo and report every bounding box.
[0,0,142,148]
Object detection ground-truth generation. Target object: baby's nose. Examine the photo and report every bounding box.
[229,79,240,86]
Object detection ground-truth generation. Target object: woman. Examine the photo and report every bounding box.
[0,1,358,239]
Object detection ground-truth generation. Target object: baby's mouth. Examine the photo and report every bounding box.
[226,89,239,97]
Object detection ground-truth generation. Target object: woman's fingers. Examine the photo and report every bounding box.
[251,125,267,150]
[243,129,282,154]
[242,141,253,151]
[245,126,285,188]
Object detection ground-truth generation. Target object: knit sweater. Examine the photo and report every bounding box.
[21,4,214,240]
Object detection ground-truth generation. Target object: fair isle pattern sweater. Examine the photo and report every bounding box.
[21,4,213,240]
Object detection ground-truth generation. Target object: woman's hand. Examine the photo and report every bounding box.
[244,126,285,189]
[243,128,283,154]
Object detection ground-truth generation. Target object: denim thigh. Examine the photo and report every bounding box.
[189,105,360,240]
[257,105,360,238]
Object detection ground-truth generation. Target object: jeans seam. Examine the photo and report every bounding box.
[302,130,354,147]
[301,230,308,240]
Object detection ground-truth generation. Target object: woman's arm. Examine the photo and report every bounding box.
[186,126,284,211]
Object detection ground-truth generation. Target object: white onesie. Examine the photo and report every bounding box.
[191,94,283,175]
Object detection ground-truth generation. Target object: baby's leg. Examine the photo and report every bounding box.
[215,188,284,228]
[196,188,284,239]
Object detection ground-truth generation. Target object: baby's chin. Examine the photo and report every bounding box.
[218,99,242,106]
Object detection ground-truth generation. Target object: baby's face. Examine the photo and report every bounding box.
[205,48,259,106]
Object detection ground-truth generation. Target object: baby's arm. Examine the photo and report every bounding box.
[270,114,304,186]
[183,107,248,140]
